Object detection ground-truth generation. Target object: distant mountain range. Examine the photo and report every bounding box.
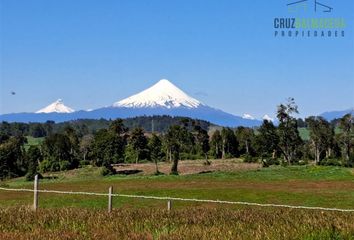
[320,108,354,121]
[0,79,352,126]
[0,79,263,127]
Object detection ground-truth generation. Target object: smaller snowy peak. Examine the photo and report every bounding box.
[263,114,274,122]
[36,99,75,113]
[113,79,203,109]
[242,114,255,120]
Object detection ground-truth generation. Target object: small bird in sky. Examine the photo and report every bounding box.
[11,91,16,95]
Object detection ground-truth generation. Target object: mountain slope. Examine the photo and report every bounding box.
[320,108,354,121]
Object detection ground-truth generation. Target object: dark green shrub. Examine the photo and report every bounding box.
[262,158,280,168]
[243,154,258,163]
[101,163,116,176]
[319,158,342,167]
[59,161,71,171]
[344,154,354,168]
[50,162,60,172]
[79,160,90,167]
[39,160,51,173]
[25,172,43,181]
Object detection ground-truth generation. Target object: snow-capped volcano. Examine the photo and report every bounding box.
[113,79,202,109]
[1,79,262,127]
[36,99,75,113]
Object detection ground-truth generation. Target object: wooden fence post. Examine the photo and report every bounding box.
[33,174,38,211]
[108,186,113,213]
[167,200,172,211]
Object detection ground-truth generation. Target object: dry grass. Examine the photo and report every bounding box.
[113,159,261,175]
[0,206,353,240]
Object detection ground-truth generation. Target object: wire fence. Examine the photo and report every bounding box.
[1,185,354,213]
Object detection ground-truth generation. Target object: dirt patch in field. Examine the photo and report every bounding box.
[113,159,261,176]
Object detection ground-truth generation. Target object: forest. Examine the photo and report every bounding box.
[0,99,353,180]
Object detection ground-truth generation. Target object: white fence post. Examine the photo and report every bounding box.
[108,186,113,213]
[167,200,172,211]
[33,174,38,211]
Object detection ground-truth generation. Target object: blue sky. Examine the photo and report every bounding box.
[1,0,353,118]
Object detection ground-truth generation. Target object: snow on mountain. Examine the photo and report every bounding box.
[1,79,262,127]
[242,113,255,120]
[263,114,274,122]
[113,79,203,109]
[36,99,75,113]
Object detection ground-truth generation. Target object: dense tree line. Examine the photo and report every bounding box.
[0,116,211,138]
[0,99,353,180]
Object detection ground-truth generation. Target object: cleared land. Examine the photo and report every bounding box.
[0,160,353,239]
[113,159,261,175]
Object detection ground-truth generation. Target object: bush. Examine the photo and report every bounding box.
[79,160,90,167]
[243,154,258,163]
[50,162,60,172]
[101,164,116,176]
[319,158,342,167]
[180,153,199,160]
[39,160,51,173]
[262,158,280,168]
[39,160,62,173]
[25,173,43,181]
[344,154,354,168]
[59,161,71,171]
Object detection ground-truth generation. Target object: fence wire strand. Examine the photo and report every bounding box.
[0,187,353,213]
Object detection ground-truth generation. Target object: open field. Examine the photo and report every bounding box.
[0,160,353,239]
[0,207,353,240]
[24,136,44,150]
[1,160,353,209]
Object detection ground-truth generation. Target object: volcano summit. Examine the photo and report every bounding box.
[0,79,261,127]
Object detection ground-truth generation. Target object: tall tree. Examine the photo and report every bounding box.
[42,133,77,171]
[165,125,188,175]
[148,134,164,174]
[276,98,302,165]
[235,127,254,155]
[44,120,55,136]
[221,128,238,159]
[306,116,334,164]
[0,136,27,180]
[79,134,94,161]
[63,126,79,157]
[337,114,354,162]
[26,146,42,181]
[194,126,210,164]
[210,130,222,159]
[129,128,148,164]
[254,120,279,160]
[109,119,128,135]
[30,123,47,138]
[92,129,127,166]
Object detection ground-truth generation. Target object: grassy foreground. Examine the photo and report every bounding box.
[0,162,353,239]
[0,207,353,240]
